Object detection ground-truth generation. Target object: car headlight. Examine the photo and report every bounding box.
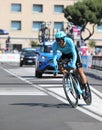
[20,58,24,61]
[20,55,24,61]
[41,56,47,60]
[33,56,36,58]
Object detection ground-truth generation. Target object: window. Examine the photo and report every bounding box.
[11,3,21,12]
[11,21,21,30]
[33,4,43,13]
[97,25,102,32]
[32,22,42,31]
[54,5,64,13]
[54,22,63,31]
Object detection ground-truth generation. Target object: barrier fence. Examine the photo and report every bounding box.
[0,54,20,62]
[0,54,102,71]
[91,56,102,71]
[81,55,92,69]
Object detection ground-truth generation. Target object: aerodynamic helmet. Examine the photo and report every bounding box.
[55,31,66,39]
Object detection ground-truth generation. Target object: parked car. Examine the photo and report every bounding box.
[19,48,37,67]
[35,41,61,78]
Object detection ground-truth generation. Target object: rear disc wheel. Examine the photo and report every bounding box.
[82,83,92,105]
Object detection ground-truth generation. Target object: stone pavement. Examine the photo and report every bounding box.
[84,68,102,80]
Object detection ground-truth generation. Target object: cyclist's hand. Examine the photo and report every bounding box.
[59,66,67,74]
[62,69,67,74]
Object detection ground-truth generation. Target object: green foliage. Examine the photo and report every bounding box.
[64,0,102,41]
[88,40,96,48]
[30,40,37,47]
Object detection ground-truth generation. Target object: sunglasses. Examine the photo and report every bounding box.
[56,38,62,42]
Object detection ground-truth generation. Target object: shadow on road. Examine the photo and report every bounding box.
[10,102,88,108]
[10,102,72,108]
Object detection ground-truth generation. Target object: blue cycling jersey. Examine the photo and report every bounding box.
[52,37,77,70]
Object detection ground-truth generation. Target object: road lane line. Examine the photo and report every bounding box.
[90,86,102,98]
[0,91,47,95]
[39,84,62,87]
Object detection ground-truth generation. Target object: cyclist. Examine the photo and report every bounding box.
[52,31,89,90]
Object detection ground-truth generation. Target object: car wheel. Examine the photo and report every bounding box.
[35,70,42,78]
[35,56,42,78]
[20,62,23,67]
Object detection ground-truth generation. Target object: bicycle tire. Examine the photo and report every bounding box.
[63,73,78,108]
[74,73,92,105]
[44,27,50,41]
[38,29,43,43]
[38,28,50,43]
[82,83,92,105]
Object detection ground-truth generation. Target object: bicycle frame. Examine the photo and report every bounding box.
[58,58,92,107]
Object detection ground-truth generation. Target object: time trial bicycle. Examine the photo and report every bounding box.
[58,58,92,108]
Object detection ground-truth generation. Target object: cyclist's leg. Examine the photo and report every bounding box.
[58,53,72,74]
[75,48,91,99]
[74,47,92,103]
[75,47,88,86]
[77,67,88,84]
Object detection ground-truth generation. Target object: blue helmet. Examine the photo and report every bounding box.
[55,31,66,39]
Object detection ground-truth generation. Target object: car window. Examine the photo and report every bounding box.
[22,50,35,55]
[44,46,52,53]
[39,45,62,54]
[40,45,52,53]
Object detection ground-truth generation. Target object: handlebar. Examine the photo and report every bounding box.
[57,58,74,72]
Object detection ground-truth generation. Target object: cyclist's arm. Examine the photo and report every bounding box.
[66,38,77,68]
[52,42,58,73]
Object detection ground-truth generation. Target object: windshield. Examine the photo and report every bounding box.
[22,50,35,55]
[40,45,52,53]
[40,45,61,54]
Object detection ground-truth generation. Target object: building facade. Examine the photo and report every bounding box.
[0,0,102,51]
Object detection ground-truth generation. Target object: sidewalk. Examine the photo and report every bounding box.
[84,68,102,80]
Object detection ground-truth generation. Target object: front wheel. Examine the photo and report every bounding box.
[19,62,23,67]
[35,70,42,78]
[82,83,92,105]
[35,56,42,78]
[63,73,78,108]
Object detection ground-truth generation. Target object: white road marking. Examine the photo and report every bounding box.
[0,66,102,122]
[90,86,102,98]
[0,91,47,95]
[39,84,62,87]
[0,66,47,96]
[47,87,102,122]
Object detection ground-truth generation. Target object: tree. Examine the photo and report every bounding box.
[88,40,96,54]
[88,40,96,48]
[30,40,38,47]
[63,0,102,41]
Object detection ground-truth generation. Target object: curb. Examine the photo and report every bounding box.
[84,69,102,80]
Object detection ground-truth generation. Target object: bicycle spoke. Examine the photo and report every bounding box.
[63,74,78,108]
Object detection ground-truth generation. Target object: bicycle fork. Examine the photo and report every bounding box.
[76,81,83,95]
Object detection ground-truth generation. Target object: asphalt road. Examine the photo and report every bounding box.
[0,62,102,130]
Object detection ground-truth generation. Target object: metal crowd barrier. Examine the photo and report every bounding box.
[0,53,20,62]
[81,55,92,69]
[91,56,102,71]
